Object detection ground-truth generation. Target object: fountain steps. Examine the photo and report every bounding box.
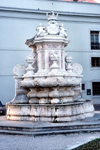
[0,121,100,136]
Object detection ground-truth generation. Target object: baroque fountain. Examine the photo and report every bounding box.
[7,11,94,122]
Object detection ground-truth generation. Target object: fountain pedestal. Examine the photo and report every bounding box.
[6,11,94,122]
[7,101,94,122]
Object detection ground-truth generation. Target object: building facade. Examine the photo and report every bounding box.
[0,0,100,105]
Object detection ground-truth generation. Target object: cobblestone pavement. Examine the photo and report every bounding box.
[0,132,100,150]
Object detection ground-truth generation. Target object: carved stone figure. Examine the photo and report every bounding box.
[59,24,67,38]
[36,23,47,37]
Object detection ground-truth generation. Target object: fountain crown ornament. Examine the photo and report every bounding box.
[46,11,58,21]
[46,11,59,35]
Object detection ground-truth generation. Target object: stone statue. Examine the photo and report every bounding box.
[36,23,47,37]
[59,24,67,38]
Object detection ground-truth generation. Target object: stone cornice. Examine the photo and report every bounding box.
[0,6,100,18]
[34,36,69,46]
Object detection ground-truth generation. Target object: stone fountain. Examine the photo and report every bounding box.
[7,11,94,122]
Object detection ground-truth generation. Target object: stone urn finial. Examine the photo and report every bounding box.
[23,53,35,77]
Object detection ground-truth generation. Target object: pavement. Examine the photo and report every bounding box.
[0,132,100,150]
[0,111,100,150]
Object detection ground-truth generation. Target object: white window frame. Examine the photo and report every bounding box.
[90,53,100,70]
[90,29,100,51]
[91,57,100,67]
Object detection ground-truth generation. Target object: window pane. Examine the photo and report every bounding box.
[90,31,99,50]
[95,35,99,43]
[82,84,85,90]
[93,82,100,95]
[91,35,94,43]
[91,57,100,67]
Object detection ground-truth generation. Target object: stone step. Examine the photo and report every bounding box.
[0,126,34,132]
[0,123,100,132]
[34,124,100,132]
[0,128,100,136]
[0,123,100,136]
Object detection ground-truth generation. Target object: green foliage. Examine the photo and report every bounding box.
[73,138,100,150]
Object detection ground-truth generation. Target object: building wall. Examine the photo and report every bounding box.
[0,0,100,104]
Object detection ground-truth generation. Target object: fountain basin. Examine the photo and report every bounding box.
[7,100,94,122]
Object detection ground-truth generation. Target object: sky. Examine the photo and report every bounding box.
[63,0,100,3]
[95,0,100,2]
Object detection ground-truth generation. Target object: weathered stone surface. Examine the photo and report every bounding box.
[7,100,94,122]
[13,64,26,76]
[7,11,94,122]
[10,77,29,104]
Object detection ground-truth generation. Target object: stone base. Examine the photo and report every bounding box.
[6,100,94,122]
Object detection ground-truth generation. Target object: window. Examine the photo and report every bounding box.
[92,82,100,95]
[91,57,100,67]
[90,31,100,50]
[82,84,85,90]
